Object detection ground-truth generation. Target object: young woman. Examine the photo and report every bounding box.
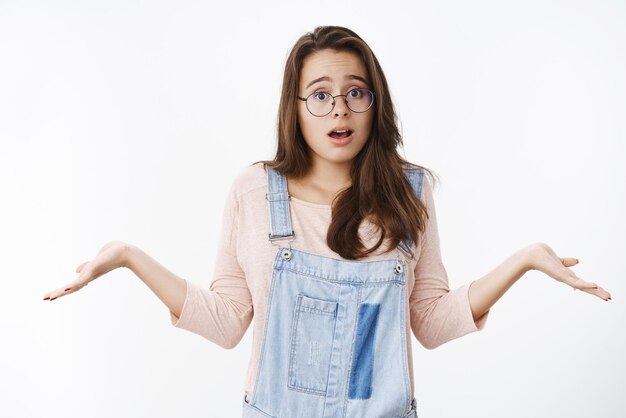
[43,26,611,417]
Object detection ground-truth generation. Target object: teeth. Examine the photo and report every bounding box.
[333,130,348,134]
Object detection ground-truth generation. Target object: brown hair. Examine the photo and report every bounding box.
[256,25,438,260]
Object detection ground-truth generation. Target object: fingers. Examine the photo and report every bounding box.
[43,278,88,301]
[558,257,612,301]
[578,285,612,301]
[559,257,579,267]
[570,275,598,291]
[557,260,594,289]
[43,287,67,301]
[75,260,89,273]
[569,276,612,301]
[43,287,69,301]
[46,259,98,301]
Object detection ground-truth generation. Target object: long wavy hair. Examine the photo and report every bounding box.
[256,25,438,260]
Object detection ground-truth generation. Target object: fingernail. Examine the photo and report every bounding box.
[65,288,71,291]
[43,297,50,300]
[50,297,57,301]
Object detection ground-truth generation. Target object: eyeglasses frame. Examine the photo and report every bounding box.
[297,88,376,117]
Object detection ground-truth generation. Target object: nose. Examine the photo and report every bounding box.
[332,95,350,117]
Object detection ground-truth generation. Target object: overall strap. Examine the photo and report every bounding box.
[397,167,425,259]
[265,165,295,242]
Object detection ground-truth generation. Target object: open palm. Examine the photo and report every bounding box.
[526,242,612,301]
[43,240,128,301]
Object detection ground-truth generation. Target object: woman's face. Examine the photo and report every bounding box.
[297,49,374,169]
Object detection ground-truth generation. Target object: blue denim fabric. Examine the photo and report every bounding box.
[242,165,423,418]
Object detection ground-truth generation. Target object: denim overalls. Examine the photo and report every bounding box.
[242,165,424,418]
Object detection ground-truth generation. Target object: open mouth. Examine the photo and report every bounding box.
[328,129,353,139]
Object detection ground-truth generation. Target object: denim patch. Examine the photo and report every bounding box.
[348,303,380,399]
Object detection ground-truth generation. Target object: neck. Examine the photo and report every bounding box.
[305,158,353,192]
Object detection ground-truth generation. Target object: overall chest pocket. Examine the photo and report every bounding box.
[287,294,338,396]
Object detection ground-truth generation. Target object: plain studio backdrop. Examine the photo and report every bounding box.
[1,0,624,417]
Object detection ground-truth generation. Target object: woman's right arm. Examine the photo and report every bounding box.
[42,240,186,320]
[43,238,253,349]
[44,170,254,348]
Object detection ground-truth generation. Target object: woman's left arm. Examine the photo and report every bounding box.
[468,242,612,322]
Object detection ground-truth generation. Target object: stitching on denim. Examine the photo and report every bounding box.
[287,294,302,391]
[287,293,338,396]
[399,275,412,413]
[342,285,362,417]
[250,249,282,406]
[276,246,404,266]
[278,266,405,286]
[266,167,293,239]
[242,398,276,418]
[297,294,338,315]
[297,306,338,316]
[286,384,327,396]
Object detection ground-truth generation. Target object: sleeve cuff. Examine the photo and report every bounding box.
[461,282,490,331]
[169,279,192,328]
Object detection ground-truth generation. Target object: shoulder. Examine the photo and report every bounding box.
[402,162,430,201]
[229,162,268,200]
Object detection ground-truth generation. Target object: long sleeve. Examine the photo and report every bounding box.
[409,175,489,350]
[169,180,253,349]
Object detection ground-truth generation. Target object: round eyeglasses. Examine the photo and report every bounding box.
[297,88,375,117]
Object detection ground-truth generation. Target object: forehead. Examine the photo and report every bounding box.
[300,49,368,89]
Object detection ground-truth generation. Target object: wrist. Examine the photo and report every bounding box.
[517,245,536,272]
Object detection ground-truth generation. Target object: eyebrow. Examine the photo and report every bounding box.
[305,75,369,90]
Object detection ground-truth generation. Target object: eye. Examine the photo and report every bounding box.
[311,92,331,101]
[348,89,363,98]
